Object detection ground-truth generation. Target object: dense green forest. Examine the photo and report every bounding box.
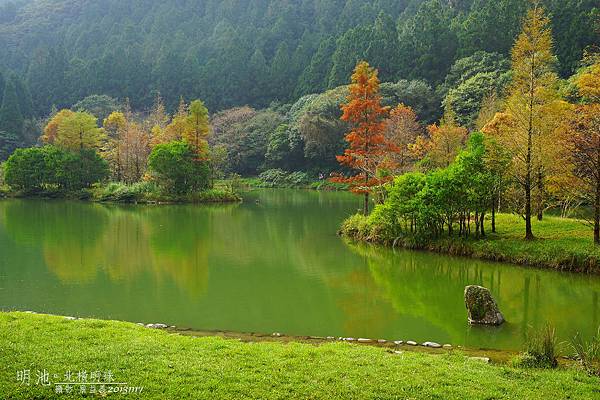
[0,0,597,112]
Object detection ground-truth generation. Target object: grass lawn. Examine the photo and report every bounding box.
[464,214,600,271]
[1,312,599,399]
[342,213,600,273]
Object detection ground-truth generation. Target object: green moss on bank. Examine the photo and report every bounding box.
[1,312,598,399]
[341,213,600,273]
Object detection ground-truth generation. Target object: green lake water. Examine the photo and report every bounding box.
[1,189,599,351]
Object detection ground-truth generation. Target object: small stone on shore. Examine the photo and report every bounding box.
[357,338,372,343]
[272,332,282,337]
[394,340,403,345]
[406,341,418,346]
[146,323,168,329]
[443,344,452,349]
[377,339,387,343]
[422,341,442,348]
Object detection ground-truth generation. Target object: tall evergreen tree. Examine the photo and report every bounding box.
[0,78,24,160]
[366,12,400,82]
[295,37,336,97]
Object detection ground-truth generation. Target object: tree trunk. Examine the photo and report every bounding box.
[363,192,369,215]
[595,163,600,245]
[536,169,544,221]
[525,167,533,240]
[491,196,496,234]
[467,212,471,236]
[480,211,486,237]
[525,41,535,241]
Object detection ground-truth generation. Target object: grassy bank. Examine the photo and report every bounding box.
[1,312,598,399]
[3,181,241,204]
[341,213,600,273]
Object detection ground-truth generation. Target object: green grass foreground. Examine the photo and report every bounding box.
[1,312,599,399]
[341,213,600,273]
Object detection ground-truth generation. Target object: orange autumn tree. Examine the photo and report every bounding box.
[333,61,397,214]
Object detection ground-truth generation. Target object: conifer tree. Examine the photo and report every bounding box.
[333,61,397,214]
[485,3,561,239]
[184,100,210,157]
[0,77,24,159]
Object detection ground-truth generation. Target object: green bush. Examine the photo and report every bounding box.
[3,146,108,193]
[185,188,241,203]
[258,169,289,187]
[570,329,600,376]
[3,147,48,191]
[258,169,310,188]
[57,149,109,190]
[345,132,502,242]
[513,325,558,369]
[148,140,210,195]
[96,181,157,202]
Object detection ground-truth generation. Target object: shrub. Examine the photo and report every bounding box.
[3,147,49,191]
[286,171,310,186]
[4,146,108,192]
[513,325,558,369]
[258,169,288,187]
[148,141,210,195]
[57,149,109,190]
[186,188,241,203]
[570,329,600,376]
[258,169,311,188]
[97,181,156,202]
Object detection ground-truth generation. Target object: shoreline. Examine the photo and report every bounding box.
[10,310,517,362]
[0,187,242,205]
[2,311,596,399]
[341,213,600,274]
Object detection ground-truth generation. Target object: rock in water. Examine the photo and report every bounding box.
[464,285,505,326]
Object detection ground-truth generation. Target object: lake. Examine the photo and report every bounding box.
[1,189,599,351]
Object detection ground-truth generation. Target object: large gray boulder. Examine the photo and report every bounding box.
[464,285,505,326]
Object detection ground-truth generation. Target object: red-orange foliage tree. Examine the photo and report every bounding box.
[333,61,397,214]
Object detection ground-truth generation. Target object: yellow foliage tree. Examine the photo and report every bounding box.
[183,100,210,158]
[412,112,467,170]
[153,98,191,146]
[54,111,105,151]
[41,109,75,144]
[103,111,127,180]
[382,104,423,174]
[484,3,564,239]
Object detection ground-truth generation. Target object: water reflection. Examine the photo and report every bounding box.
[3,201,110,283]
[348,242,600,349]
[0,191,599,350]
